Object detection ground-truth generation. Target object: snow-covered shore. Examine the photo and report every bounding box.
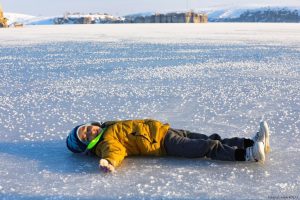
[0,24,299,199]
[3,5,300,25]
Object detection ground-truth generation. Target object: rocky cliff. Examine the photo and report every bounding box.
[53,11,208,24]
[125,12,208,23]
[53,13,124,24]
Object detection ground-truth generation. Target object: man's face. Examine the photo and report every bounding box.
[78,125,101,143]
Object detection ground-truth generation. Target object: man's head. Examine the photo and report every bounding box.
[66,122,102,153]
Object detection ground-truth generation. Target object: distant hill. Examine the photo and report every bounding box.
[207,6,300,22]
[3,6,300,25]
[4,12,124,25]
[4,13,55,25]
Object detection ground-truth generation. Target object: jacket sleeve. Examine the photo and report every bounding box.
[99,138,127,168]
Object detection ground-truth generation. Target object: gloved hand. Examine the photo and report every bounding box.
[99,159,115,173]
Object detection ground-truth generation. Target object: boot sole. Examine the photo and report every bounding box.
[256,142,266,163]
[260,121,271,154]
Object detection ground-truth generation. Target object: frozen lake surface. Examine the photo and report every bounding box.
[0,23,300,199]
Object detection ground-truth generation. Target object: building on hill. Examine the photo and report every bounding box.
[0,3,8,27]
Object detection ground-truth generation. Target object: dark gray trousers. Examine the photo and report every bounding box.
[164,128,245,161]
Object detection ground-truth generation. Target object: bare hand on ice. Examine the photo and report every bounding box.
[99,159,115,173]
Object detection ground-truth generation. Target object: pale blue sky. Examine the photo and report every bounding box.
[2,0,300,16]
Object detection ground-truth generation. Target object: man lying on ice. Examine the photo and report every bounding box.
[66,119,270,173]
